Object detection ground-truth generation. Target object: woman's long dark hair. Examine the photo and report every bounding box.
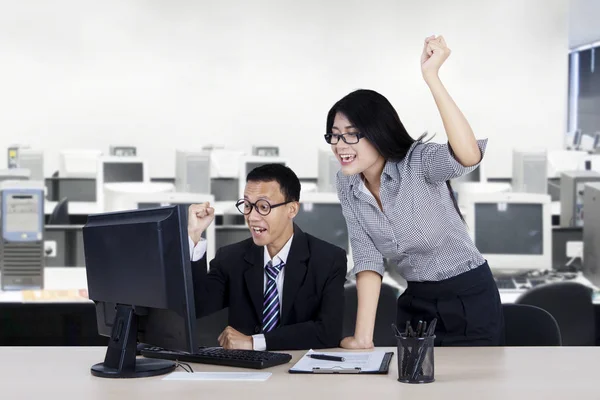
[327,89,463,220]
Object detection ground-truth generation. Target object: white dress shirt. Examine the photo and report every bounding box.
[188,234,294,351]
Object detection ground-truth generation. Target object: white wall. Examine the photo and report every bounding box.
[0,0,568,178]
[569,0,600,48]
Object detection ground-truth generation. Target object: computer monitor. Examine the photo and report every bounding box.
[59,150,103,178]
[511,149,547,194]
[317,150,339,193]
[216,225,252,249]
[293,192,351,268]
[96,157,148,211]
[464,192,552,274]
[238,156,287,199]
[50,178,96,202]
[560,170,600,227]
[103,190,216,262]
[175,150,211,194]
[567,129,583,150]
[82,205,197,378]
[580,134,597,153]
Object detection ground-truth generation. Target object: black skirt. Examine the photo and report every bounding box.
[396,262,505,346]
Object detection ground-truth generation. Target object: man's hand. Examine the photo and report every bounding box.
[421,35,451,82]
[218,326,253,350]
[340,336,374,350]
[188,202,215,246]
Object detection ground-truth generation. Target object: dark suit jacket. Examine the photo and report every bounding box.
[191,225,347,351]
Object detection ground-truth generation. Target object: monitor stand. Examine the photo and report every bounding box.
[91,305,176,378]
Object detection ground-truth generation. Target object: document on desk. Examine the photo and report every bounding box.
[289,349,392,374]
[163,372,272,381]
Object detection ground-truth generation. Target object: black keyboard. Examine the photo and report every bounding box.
[495,278,517,289]
[140,347,292,370]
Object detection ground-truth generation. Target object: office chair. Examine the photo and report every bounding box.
[343,282,400,346]
[502,304,561,346]
[48,197,69,225]
[516,281,595,346]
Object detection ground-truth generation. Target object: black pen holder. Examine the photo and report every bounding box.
[396,334,435,384]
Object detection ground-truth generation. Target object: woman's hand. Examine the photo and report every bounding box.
[421,35,451,82]
[340,336,374,350]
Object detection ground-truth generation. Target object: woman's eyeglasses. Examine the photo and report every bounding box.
[235,199,292,216]
[324,132,364,145]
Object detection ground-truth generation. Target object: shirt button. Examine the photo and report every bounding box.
[254,326,261,334]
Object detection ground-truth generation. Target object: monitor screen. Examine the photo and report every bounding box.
[57,178,96,202]
[103,162,144,183]
[294,203,348,252]
[474,203,543,255]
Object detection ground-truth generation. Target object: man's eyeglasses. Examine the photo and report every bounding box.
[236,199,292,216]
[324,132,365,145]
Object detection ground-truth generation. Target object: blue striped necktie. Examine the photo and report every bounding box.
[262,260,284,333]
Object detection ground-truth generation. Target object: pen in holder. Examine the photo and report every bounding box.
[393,320,436,384]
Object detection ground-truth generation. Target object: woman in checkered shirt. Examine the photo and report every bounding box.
[327,36,504,348]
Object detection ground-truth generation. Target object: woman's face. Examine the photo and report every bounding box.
[330,112,383,176]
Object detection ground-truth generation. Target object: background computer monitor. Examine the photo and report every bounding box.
[238,156,287,199]
[293,192,351,269]
[54,178,97,202]
[82,205,197,378]
[103,190,216,262]
[96,157,148,211]
[175,150,211,194]
[464,192,552,273]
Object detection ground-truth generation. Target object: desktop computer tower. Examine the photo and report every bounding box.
[512,149,547,194]
[17,149,44,181]
[175,150,211,194]
[560,170,600,227]
[317,150,339,193]
[583,182,600,286]
[0,182,45,290]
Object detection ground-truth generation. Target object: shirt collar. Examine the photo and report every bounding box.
[263,234,294,268]
[349,160,399,196]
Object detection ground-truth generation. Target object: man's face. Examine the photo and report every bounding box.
[243,180,296,247]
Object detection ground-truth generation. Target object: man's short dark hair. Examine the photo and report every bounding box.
[246,164,301,202]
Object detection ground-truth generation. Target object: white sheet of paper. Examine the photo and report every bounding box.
[163,372,272,381]
[289,349,386,372]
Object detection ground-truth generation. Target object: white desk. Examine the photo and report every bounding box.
[0,267,88,303]
[0,347,597,398]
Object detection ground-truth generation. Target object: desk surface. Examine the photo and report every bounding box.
[0,346,596,398]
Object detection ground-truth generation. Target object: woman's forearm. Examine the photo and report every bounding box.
[353,270,382,345]
[425,75,481,167]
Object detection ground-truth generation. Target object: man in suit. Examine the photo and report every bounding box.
[188,164,347,351]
